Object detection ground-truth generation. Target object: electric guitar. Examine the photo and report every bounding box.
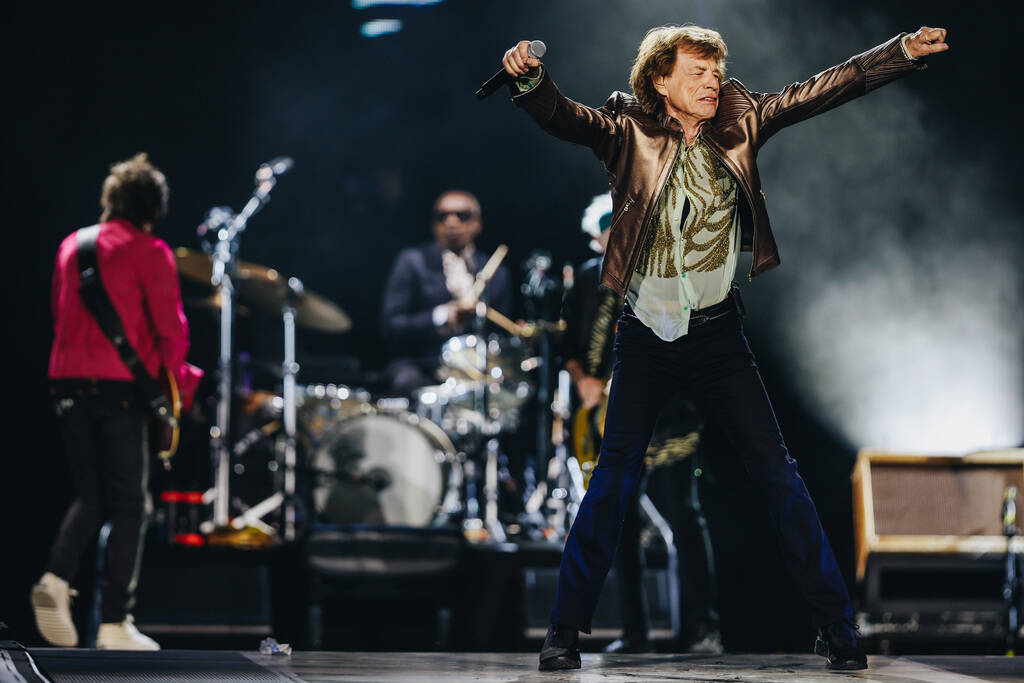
[571,391,701,489]
[571,396,607,489]
[151,368,182,469]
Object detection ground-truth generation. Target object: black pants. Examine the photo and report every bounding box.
[613,469,652,642]
[551,307,852,632]
[47,380,150,624]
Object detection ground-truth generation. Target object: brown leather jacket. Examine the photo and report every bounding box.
[512,34,925,296]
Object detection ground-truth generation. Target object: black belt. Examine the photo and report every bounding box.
[689,284,745,327]
[624,283,745,328]
[49,379,140,406]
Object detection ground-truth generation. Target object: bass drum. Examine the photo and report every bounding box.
[311,411,460,527]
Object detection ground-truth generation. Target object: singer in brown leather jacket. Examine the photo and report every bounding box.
[499,25,948,672]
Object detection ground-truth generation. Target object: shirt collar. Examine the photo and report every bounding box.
[445,244,475,267]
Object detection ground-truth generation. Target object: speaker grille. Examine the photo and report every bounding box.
[871,462,1024,536]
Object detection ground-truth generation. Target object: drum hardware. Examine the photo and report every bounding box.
[296,383,373,442]
[219,294,354,543]
[182,293,250,317]
[483,437,505,543]
[522,369,584,540]
[190,163,288,535]
[279,284,300,541]
[433,243,521,542]
[175,251,351,334]
[404,247,581,542]
[231,420,281,457]
[438,335,532,435]
[183,157,353,543]
[512,250,578,540]
[309,410,462,528]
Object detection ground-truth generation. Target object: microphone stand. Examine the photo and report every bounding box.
[202,161,288,533]
[1003,486,1020,655]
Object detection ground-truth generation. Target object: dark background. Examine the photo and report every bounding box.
[4,0,1022,653]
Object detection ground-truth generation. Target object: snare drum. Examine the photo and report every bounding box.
[297,383,373,442]
[438,334,533,430]
[311,411,461,527]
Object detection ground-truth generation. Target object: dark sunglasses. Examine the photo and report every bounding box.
[433,210,478,223]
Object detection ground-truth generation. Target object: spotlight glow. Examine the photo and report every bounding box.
[785,257,1023,454]
[360,19,404,38]
[352,0,442,8]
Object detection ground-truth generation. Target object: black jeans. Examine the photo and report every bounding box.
[551,308,852,632]
[47,380,150,624]
[613,468,652,642]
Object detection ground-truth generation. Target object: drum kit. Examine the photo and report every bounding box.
[169,160,583,547]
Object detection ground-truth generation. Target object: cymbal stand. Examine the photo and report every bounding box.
[520,252,580,537]
[461,246,510,543]
[280,288,299,541]
[524,369,583,537]
[483,436,504,543]
[463,306,506,543]
[230,279,301,541]
[201,158,291,531]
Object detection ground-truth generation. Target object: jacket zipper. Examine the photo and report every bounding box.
[699,127,761,282]
[622,134,683,293]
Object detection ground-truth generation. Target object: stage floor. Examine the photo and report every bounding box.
[19,649,1024,682]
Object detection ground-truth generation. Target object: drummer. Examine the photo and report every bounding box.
[380,189,514,396]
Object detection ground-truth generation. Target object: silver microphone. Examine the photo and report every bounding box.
[476,40,547,100]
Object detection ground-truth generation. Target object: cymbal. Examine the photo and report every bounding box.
[174,248,281,287]
[292,289,352,333]
[174,248,352,334]
[182,293,250,316]
[232,276,352,333]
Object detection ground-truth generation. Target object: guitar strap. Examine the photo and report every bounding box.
[75,225,175,427]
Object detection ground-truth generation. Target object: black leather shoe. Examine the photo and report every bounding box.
[602,637,654,654]
[815,619,868,670]
[539,624,581,671]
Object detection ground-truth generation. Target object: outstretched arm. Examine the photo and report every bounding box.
[755,29,948,142]
[500,40,622,166]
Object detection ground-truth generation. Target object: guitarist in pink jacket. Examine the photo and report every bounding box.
[35,153,201,651]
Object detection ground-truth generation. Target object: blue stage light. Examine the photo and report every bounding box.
[360,19,404,38]
[352,0,443,9]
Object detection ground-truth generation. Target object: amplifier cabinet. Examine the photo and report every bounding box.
[853,449,1024,581]
[852,448,1024,642]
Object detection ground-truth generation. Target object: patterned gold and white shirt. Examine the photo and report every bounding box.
[626,136,740,341]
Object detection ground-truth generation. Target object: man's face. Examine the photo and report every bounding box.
[653,47,722,127]
[431,192,481,252]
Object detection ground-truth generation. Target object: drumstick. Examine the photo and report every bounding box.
[484,305,525,336]
[472,244,508,300]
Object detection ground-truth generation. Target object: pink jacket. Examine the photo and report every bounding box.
[48,218,202,403]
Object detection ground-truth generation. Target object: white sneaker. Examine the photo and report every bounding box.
[96,616,160,651]
[30,572,78,647]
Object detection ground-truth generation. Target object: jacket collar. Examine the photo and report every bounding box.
[656,111,685,132]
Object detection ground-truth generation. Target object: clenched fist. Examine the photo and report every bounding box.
[904,27,949,59]
[503,40,541,77]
